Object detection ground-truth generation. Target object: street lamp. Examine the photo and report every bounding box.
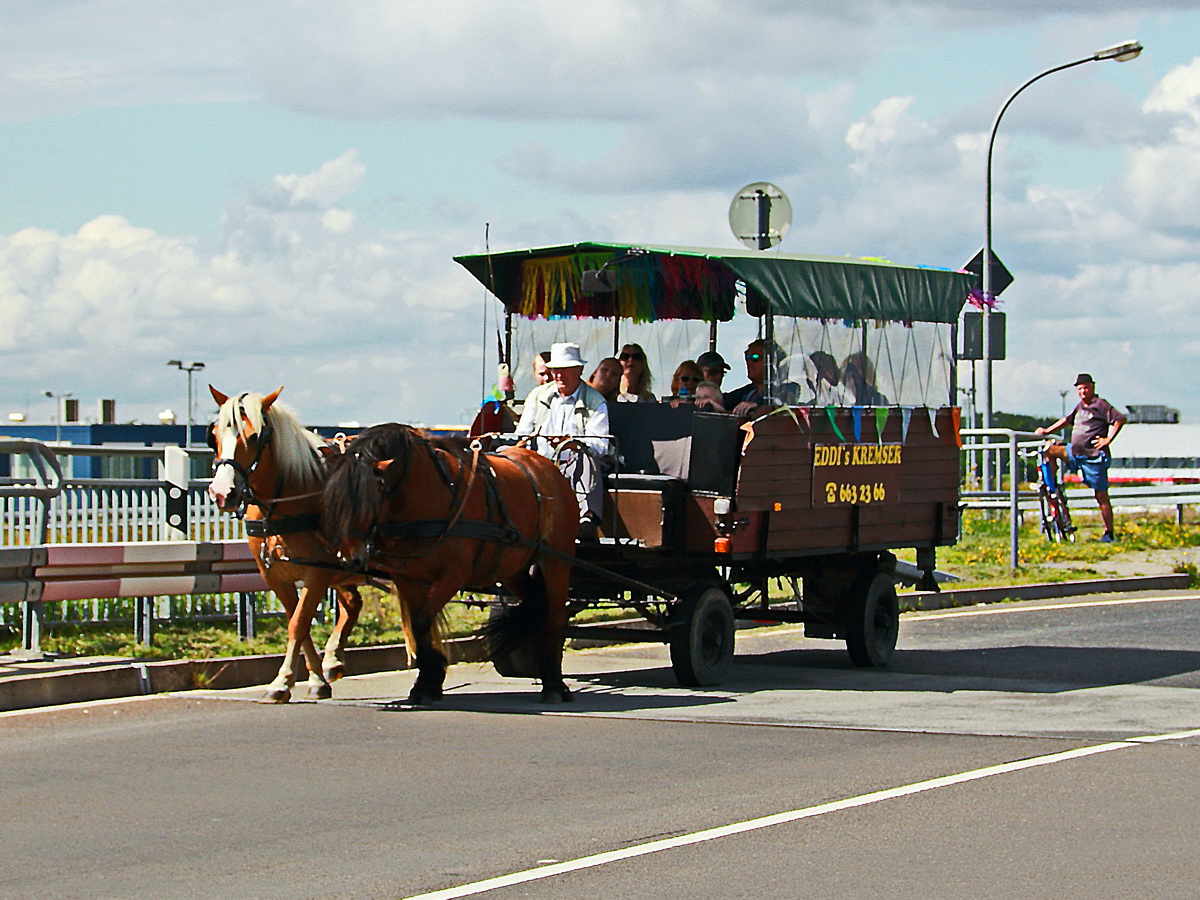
[43,390,74,442]
[980,39,1142,487]
[167,360,206,446]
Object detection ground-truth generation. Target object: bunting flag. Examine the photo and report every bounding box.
[851,406,865,443]
[874,406,890,444]
[901,406,913,444]
[927,406,940,438]
[825,405,846,442]
[951,407,963,447]
[796,406,812,429]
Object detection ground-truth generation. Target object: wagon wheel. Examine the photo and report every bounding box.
[667,584,735,687]
[486,604,538,679]
[844,570,899,667]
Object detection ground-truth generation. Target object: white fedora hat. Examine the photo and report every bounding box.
[546,342,586,369]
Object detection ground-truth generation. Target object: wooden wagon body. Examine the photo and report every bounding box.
[456,242,975,685]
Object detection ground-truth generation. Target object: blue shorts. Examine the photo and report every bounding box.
[1065,448,1110,492]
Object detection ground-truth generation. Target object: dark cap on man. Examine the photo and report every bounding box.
[697,350,729,372]
[1074,373,1095,386]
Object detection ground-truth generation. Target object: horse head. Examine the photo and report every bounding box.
[206,385,283,513]
[321,424,414,566]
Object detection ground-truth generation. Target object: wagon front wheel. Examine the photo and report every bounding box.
[845,571,899,667]
[668,585,735,687]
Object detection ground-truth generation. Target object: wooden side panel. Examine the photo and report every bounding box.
[732,407,961,553]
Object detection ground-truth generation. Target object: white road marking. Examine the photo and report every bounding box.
[906,593,1200,622]
[400,727,1200,900]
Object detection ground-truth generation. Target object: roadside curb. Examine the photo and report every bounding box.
[1,573,1191,713]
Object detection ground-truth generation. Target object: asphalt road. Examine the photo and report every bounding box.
[2,592,1198,900]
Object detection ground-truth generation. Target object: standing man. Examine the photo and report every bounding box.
[1036,373,1127,542]
[515,343,611,538]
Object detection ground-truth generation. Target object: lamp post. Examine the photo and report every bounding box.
[167,360,205,447]
[981,39,1142,488]
[42,390,73,443]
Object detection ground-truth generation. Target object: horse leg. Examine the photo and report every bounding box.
[396,581,450,705]
[322,584,363,683]
[268,580,332,702]
[532,557,573,704]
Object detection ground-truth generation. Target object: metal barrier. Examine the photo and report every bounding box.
[1,441,239,545]
[0,539,268,650]
[961,428,1200,568]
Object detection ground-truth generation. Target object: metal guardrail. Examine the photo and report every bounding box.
[960,428,1200,568]
[0,540,268,651]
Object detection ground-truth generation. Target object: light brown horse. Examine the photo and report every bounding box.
[320,423,579,703]
[207,386,365,702]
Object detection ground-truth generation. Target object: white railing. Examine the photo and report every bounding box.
[961,428,1200,568]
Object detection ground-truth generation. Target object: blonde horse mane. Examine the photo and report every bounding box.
[216,392,327,492]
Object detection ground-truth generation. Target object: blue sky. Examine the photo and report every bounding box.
[2,1,1199,428]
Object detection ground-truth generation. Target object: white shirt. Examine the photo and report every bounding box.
[515,383,611,457]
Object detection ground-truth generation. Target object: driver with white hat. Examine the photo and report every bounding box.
[514,342,611,537]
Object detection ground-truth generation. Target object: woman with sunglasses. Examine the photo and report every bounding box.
[617,343,656,402]
[666,360,704,406]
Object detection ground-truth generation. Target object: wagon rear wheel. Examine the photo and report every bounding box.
[668,584,735,687]
[845,571,899,667]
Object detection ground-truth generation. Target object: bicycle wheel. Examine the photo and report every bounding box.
[1053,491,1077,542]
[1047,491,1075,543]
[1038,485,1059,542]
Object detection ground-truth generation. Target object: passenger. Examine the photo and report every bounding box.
[696,350,730,387]
[587,357,622,402]
[840,352,888,405]
[514,342,610,538]
[722,339,799,416]
[533,350,552,386]
[665,360,704,405]
[617,343,657,402]
[693,381,726,412]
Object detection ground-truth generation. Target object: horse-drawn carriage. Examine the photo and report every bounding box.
[453,242,974,687]
[210,241,972,704]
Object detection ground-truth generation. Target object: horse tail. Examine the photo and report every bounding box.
[392,584,445,662]
[484,564,549,661]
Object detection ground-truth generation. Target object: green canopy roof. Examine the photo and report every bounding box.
[454,242,976,325]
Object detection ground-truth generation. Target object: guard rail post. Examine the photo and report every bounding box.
[237,592,257,641]
[21,600,46,652]
[134,596,155,646]
[163,445,189,541]
[1009,431,1020,569]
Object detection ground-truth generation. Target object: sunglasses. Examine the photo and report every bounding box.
[619,352,645,362]
[745,352,764,361]
[678,375,702,383]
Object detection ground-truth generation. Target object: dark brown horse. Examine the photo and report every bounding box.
[320,423,579,703]
[207,387,365,702]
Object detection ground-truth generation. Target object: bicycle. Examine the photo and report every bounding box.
[1030,440,1077,542]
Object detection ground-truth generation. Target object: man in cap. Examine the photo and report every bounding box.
[1036,373,1127,542]
[696,350,730,388]
[515,342,611,537]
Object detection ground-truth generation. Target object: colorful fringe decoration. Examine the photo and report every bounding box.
[514,252,738,321]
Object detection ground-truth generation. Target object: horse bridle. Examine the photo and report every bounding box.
[209,397,277,518]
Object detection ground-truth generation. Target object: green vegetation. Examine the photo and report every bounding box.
[927,509,1200,587]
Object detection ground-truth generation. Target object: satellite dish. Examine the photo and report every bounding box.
[729,182,792,250]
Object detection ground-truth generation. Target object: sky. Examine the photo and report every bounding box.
[3,0,1200,429]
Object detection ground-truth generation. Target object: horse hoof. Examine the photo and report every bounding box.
[263,688,292,704]
[323,663,346,683]
[407,686,443,705]
[540,685,573,704]
[306,682,333,701]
